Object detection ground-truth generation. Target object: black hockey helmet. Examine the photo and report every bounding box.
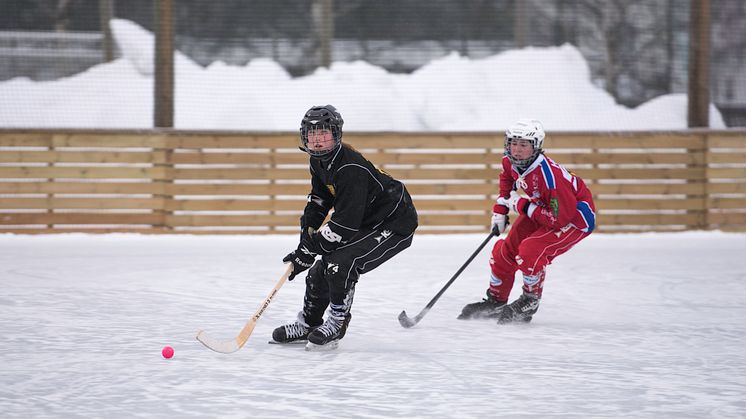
[299,105,344,157]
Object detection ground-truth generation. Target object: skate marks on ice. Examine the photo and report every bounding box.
[1,233,746,418]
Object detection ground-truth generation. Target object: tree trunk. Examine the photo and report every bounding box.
[99,0,114,62]
[688,0,711,127]
[154,0,174,128]
[312,0,334,68]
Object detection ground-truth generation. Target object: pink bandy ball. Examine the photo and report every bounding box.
[162,346,174,359]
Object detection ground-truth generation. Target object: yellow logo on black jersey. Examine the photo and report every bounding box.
[326,184,336,196]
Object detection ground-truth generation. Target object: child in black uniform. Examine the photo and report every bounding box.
[272,105,418,351]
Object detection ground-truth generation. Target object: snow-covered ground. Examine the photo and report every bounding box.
[0,19,726,131]
[2,232,745,418]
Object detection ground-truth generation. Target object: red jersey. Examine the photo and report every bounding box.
[498,154,596,233]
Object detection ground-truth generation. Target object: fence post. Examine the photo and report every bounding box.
[702,132,712,230]
[269,144,278,233]
[152,134,174,232]
[46,133,55,230]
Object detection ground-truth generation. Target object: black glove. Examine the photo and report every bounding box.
[283,247,316,281]
[283,227,318,281]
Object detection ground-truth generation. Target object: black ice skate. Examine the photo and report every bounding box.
[458,291,506,320]
[306,312,352,351]
[497,292,540,324]
[271,313,317,344]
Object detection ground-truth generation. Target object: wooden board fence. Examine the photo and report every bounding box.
[1,129,745,234]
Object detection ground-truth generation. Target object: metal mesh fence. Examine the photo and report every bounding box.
[1,0,744,128]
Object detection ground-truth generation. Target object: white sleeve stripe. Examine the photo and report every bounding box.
[526,203,538,218]
[330,220,359,232]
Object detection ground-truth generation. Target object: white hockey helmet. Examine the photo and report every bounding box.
[504,118,545,169]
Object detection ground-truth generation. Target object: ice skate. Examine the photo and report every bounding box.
[271,312,317,344]
[497,292,540,324]
[458,291,506,320]
[305,312,352,351]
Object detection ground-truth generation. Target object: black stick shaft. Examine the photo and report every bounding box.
[399,232,495,327]
[421,231,495,310]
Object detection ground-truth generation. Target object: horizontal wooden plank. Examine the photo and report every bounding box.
[416,214,490,226]
[345,134,498,149]
[708,212,746,224]
[1,131,740,151]
[166,214,300,226]
[0,227,167,234]
[0,213,162,225]
[406,183,495,195]
[716,226,746,232]
[596,225,693,232]
[596,198,705,211]
[596,213,703,226]
[708,197,746,209]
[166,135,298,149]
[0,214,737,230]
[591,183,706,195]
[4,181,726,198]
[1,196,730,213]
[0,167,167,179]
[171,152,303,165]
[166,199,304,211]
[577,167,705,180]
[708,152,746,164]
[0,150,168,164]
[707,168,746,180]
[0,149,716,166]
[410,227,490,234]
[547,133,705,149]
[550,152,705,165]
[0,166,714,182]
[0,181,314,196]
[170,167,497,180]
[372,152,496,165]
[0,197,164,210]
[51,133,168,148]
[707,183,746,194]
[0,132,54,147]
[411,199,491,211]
[167,183,309,196]
[386,168,496,179]
[170,168,308,180]
[0,182,733,199]
[708,134,746,148]
[0,181,166,194]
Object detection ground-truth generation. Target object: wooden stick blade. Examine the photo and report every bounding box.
[195,264,292,354]
[195,330,240,354]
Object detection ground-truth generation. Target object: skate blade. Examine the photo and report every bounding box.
[304,340,340,351]
[268,340,307,345]
[457,313,501,321]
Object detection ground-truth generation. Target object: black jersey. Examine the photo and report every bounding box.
[302,144,418,254]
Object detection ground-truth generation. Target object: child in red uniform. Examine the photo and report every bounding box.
[458,118,596,323]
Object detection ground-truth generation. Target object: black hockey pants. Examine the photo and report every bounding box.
[302,227,414,325]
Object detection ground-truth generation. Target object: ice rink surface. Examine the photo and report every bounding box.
[2,232,745,418]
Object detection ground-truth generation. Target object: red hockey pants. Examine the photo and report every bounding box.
[488,214,591,301]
